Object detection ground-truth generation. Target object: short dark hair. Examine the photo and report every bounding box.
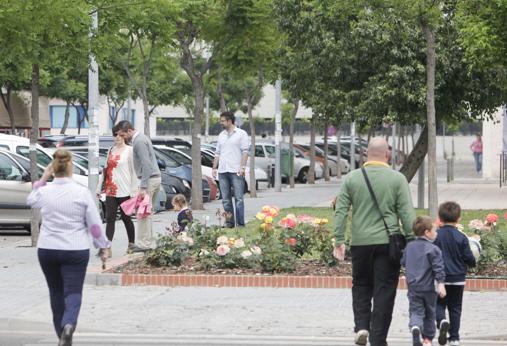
[438,201,461,223]
[413,216,434,236]
[114,120,134,133]
[220,111,235,124]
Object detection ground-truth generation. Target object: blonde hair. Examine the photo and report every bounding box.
[52,149,73,177]
[171,194,188,208]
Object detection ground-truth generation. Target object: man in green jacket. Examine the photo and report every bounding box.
[333,137,416,346]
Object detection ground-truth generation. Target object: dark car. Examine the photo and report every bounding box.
[153,148,211,203]
[39,135,115,149]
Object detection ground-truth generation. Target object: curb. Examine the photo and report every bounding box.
[86,258,507,291]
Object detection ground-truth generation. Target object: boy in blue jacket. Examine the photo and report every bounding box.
[402,216,447,346]
[434,202,476,346]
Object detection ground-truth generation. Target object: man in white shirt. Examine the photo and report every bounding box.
[212,111,249,227]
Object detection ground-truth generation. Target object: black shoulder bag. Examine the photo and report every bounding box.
[361,167,406,263]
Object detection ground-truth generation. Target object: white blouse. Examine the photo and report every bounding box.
[27,178,110,251]
[98,145,138,198]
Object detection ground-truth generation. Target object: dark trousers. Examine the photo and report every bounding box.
[351,244,400,346]
[436,285,464,341]
[105,196,135,243]
[38,248,89,338]
[408,290,438,340]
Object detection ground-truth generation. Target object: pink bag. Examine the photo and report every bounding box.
[120,196,138,216]
[120,194,152,219]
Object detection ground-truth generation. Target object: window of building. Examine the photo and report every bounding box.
[122,108,135,126]
[49,105,88,129]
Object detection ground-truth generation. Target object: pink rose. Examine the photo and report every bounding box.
[486,213,498,224]
[216,244,231,256]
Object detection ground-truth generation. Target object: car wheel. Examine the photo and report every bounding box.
[298,167,309,183]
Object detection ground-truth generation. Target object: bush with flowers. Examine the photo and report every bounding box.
[467,213,507,269]
[145,230,195,267]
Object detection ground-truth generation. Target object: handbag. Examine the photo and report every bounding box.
[100,147,112,193]
[361,167,406,263]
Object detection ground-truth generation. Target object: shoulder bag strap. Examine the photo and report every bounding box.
[360,167,390,236]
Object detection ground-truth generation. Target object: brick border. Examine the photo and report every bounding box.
[116,273,507,291]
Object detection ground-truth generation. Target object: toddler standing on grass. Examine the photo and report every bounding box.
[402,216,447,346]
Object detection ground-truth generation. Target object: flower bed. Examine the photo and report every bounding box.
[117,207,507,277]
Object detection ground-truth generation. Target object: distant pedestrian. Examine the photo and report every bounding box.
[27,149,111,346]
[172,194,193,233]
[333,137,416,346]
[470,134,482,173]
[401,216,446,346]
[212,111,249,228]
[116,120,161,251]
[434,202,476,346]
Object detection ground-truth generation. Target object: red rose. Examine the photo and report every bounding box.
[286,237,297,246]
[486,213,498,224]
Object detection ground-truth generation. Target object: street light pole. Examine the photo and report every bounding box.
[274,79,282,192]
[350,121,356,170]
[88,10,100,193]
[205,96,210,143]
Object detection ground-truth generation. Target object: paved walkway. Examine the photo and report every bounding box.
[2,172,507,345]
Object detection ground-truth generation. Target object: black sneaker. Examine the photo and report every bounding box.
[58,324,75,346]
[438,319,450,345]
[411,326,422,346]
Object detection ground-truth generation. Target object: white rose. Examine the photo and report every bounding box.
[241,250,253,259]
[234,238,245,248]
[250,246,262,255]
[216,235,228,245]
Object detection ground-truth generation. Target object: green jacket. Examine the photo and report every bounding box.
[334,163,416,246]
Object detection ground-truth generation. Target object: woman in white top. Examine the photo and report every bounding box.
[97,128,138,253]
[27,149,110,346]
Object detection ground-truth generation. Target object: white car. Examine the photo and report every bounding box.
[253,142,323,183]
[200,147,268,191]
[0,134,89,187]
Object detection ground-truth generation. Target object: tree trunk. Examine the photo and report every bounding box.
[60,101,71,134]
[358,132,364,166]
[399,125,428,182]
[217,69,227,113]
[323,116,330,181]
[142,95,150,135]
[30,63,40,247]
[336,126,342,179]
[247,98,257,197]
[423,23,438,217]
[308,118,316,184]
[0,87,16,133]
[189,80,204,210]
[289,98,299,188]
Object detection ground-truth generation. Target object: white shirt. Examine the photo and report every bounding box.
[98,145,138,197]
[215,127,249,173]
[27,178,110,251]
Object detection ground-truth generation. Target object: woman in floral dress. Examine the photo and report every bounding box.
[97,128,138,254]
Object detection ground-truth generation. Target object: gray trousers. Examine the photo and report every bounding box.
[408,290,438,340]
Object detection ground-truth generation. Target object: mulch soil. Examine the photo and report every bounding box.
[107,258,507,278]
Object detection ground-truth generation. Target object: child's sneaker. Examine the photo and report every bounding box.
[449,341,460,346]
[422,337,432,345]
[438,319,449,345]
[411,326,423,346]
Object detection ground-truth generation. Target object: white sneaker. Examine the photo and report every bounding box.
[449,341,460,346]
[354,329,369,345]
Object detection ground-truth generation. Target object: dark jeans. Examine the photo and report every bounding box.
[436,285,464,341]
[105,196,135,243]
[38,248,89,338]
[351,244,400,346]
[408,290,438,340]
[218,172,245,227]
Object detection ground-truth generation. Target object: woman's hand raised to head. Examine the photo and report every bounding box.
[41,164,54,181]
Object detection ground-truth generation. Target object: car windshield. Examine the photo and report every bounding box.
[160,148,191,165]
[16,146,53,167]
[265,145,276,157]
[14,155,45,177]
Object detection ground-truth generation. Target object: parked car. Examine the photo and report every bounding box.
[200,148,268,192]
[0,150,45,232]
[294,144,350,175]
[39,135,115,149]
[151,138,192,155]
[253,142,323,183]
[154,146,218,201]
[0,134,89,187]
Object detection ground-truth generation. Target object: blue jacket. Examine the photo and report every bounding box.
[401,237,445,292]
[434,225,476,283]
